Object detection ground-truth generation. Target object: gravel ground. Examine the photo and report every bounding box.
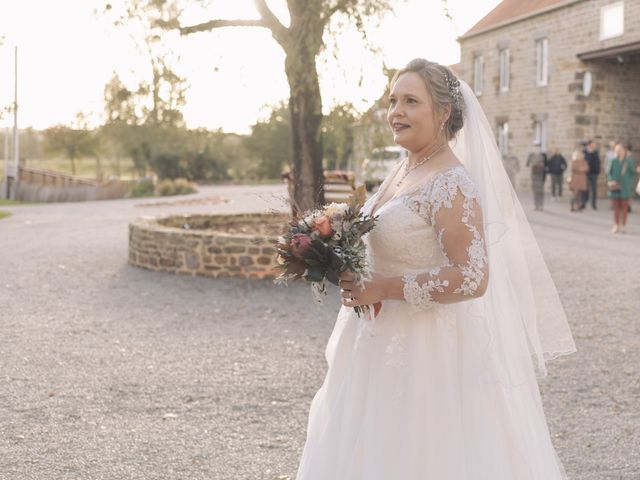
[0,186,638,480]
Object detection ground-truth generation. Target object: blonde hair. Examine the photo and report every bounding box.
[390,59,464,140]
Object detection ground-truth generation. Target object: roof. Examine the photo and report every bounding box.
[461,0,582,39]
[578,40,640,61]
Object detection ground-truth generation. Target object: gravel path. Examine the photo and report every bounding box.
[0,186,638,480]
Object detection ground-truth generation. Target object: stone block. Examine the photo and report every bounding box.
[214,255,228,264]
[159,258,175,268]
[257,256,273,265]
[239,256,254,266]
[185,252,201,269]
[224,246,246,254]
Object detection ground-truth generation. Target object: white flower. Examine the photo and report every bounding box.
[324,202,348,218]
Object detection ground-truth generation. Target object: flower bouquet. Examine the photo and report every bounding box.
[274,186,377,316]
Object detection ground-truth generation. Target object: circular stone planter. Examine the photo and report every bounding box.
[128,213,289,279]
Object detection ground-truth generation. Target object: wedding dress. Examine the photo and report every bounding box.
[295,80,575,480]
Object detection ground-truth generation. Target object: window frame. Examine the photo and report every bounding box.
[600,1,624,40]
[534,120,548,152]
[473,55,484,96]
[536,38,549,87]
[499,48,510,93]
[497,121,509,155]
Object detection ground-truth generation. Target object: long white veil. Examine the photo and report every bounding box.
[452,80,576,382]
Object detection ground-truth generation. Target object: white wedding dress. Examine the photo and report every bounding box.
[295,165,569,480]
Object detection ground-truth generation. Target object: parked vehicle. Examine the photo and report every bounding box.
[362,146,408,191]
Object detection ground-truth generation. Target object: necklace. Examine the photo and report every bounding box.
[396,143,446,187]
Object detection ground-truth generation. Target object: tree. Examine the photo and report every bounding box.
[100,2,190,178]
[244,103,293,180]
[43,121,98,176]
[103,1,188,129]
[323,103,357,170]
[161,0,393,211]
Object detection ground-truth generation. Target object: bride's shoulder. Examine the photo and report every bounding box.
[420,164,477,200]
[404,164,481,224]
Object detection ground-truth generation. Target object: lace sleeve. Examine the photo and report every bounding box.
[401,167,489,310]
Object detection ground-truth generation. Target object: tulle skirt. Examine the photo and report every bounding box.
[295,301,567,480]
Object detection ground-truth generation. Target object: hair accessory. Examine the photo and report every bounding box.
[445,73,462,108]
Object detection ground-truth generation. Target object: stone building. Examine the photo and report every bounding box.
[458,0,640,189]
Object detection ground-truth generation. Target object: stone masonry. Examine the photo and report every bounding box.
[129,213,289,279]
[459,0,640,191]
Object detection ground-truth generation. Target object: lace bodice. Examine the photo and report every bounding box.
[363,166,489,310]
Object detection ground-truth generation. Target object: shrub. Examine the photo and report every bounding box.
[155,178,197,196]
[129,178,155,197]
[173,178,197,195]
[155,179,176,196]
[150,153,185,180]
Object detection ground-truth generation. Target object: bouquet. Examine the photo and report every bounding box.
[274,186,377,316]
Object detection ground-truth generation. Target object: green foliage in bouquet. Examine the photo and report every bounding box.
[275,185,377,312]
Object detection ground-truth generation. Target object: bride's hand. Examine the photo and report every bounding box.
[338,271,387,308]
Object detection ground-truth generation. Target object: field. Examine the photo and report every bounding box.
[0,157,138,181]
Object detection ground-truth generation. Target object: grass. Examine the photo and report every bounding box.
[0,199,23,206]
[1,157,138,181]
[0,210,11,219]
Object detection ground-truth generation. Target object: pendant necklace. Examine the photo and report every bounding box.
[396,143,446,187]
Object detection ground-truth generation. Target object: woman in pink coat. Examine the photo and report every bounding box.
[569,150,589,212]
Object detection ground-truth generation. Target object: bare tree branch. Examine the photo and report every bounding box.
[254,0,288,44]
[325,0,355,20]
[179,18,269,35]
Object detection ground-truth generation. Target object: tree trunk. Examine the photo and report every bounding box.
[284,23,324,213]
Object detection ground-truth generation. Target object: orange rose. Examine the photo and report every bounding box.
[313,215,333,237]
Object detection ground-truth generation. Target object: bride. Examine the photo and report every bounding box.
[294,59,576,479]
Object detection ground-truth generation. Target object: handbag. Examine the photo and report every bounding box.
[608,159,628,192]
[635,178,640,196]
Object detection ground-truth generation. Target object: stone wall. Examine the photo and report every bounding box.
[129,213,289,279]
[459,0,640,192]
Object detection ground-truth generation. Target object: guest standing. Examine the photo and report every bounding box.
[527,141,547,211]
[568,150,588,212]
[582,140,601,210]
[607,143,636,233]
[547,148,567,199]
[604,140,616,175]
[501,154,520,189]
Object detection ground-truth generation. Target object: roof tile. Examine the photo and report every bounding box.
[463,0,573,38]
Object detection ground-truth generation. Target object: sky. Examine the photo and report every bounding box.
[0,0,501,134]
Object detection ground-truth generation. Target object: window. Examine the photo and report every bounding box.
[536,38,549,86]
[534,120,547,152]
[498,122,509,154]
[499,48,510,92]
[601,2,624,40]
[473,55,484,96]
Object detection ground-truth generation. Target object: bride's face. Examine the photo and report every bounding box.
[387,72,440,152]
